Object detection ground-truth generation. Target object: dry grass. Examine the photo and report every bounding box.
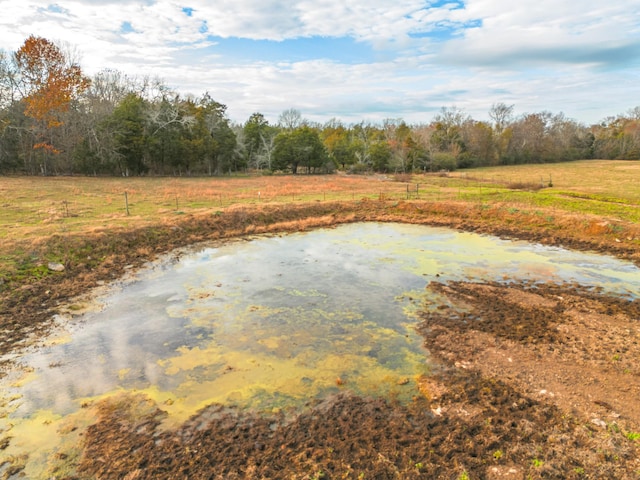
[1,160,640,287]
[0,174,404,242]
[505,181,545,191]
[457,159,640,201]
[1,160,638,242]
[2,162,640,479]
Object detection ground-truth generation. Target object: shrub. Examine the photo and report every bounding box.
[431,152,457,172]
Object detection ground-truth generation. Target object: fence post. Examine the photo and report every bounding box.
[124,191,130,216]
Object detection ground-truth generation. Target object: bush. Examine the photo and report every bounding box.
[431,152,457,171]
[348,163,370,174]
[393,173,412,182]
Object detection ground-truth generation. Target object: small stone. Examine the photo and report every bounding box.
[47,262,65,272]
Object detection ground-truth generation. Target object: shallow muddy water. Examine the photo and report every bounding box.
[1,222,639,477]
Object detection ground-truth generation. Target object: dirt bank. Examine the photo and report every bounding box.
[1,200,640,479]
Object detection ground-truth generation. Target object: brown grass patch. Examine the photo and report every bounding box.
[506,181,545,191]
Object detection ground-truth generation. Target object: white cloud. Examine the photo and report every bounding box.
[1,0,639,124]
[440,0,640,68]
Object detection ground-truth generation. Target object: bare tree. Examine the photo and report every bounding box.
[0,50,18,108]
[147,95,194,137]
[257,129,277,170]
[489,103,514,134]
[278,108,302,130]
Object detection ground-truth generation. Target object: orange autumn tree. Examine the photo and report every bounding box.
[14,35,90,162]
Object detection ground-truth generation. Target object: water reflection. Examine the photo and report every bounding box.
[1,222,639,477]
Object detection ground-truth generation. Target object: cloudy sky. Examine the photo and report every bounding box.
[2,0,640,125]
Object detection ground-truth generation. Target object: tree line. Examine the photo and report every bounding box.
[1,36,639,176]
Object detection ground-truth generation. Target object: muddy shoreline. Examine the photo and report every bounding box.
[1,200,640,479]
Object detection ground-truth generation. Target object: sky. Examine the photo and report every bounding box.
[1,0,640,126]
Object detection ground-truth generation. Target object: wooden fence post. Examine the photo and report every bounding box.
[124,191,130,216]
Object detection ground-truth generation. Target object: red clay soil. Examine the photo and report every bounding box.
[1,200,640,479]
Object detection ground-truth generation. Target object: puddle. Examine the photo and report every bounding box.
[1,222,639,478]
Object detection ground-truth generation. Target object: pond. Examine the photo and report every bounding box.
[1,222,639,478]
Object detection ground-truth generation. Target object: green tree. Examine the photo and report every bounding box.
[185,94,238,175]
[273,126,329,174]
[369,141,392,172]
[460,120,494,167]
[108,93,147,175]
[386,121,421,172]
[146,95,194,174]
[243,112,272,170]
[322,120,355,170]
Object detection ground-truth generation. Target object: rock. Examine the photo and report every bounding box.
[48,262,65,272]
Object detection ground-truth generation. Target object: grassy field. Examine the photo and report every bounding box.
[461,159,640,219]
[2,160,639,239]
[1,159,639,286]
[2,159,640,480]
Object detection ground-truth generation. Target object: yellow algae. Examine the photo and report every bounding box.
[158,345,221,376]
[4,222,639,477]
[58,300,105,316]
[37,412,93,480]
[149,353,326,426]
[247,304,276,314]
[188,288,217,300]
[39,333,72,348]
[287,288,327,297]
[257,337,281,350]
[143,344,429,428]
[5,367,37,390]
[0,410,64,475]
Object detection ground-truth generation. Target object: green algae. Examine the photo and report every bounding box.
[1,222,639,478]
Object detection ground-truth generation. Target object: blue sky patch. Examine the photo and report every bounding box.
[46,4,65,13]
[39,3,70,16]
[207,35,376,64]
[428,0,465,9]
[120,22,135,34]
